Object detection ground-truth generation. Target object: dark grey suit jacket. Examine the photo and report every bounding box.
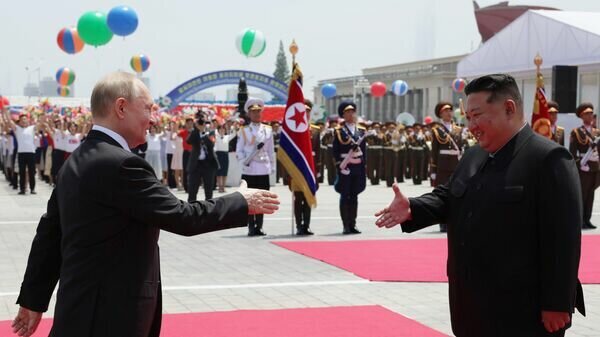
[17,129,248,337]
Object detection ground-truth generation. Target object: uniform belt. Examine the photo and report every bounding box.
[383,146,394,150]
[440,149,460,155]
[320,145,327,150]
[369,145,383,149]
[327,145,333,148]
[410,146,424,151]
[341,153,361,158]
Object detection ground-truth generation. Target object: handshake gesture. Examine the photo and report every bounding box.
[238,180,280,215]
[375,184,411,228]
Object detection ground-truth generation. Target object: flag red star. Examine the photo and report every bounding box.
[288,107,306,129]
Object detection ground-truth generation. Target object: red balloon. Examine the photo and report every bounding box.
[0,96,9,110]
[424,116,433,124]
[370,82,387,97]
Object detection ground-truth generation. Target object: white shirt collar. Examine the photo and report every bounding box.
[92,125,131,152]
[442,121,453,131]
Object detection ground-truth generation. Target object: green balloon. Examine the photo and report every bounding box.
[77,11,113,47]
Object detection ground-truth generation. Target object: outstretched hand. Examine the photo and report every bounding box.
[239,180,280,215]
[12,306,42,337]
[542,311,570,333]
[375,183,411,228]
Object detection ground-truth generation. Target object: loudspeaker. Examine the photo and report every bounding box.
[552,65,578,113]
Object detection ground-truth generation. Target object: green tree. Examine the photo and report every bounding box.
[273,40,290,84]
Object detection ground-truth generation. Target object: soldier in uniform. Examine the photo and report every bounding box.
[392,124,407,183]
[423,123,433,183]
[288,99,319,235]
[272,120,283,183]
[236,98,276,236]
[430,102,464,232]
[322,118,338,185]
[333,102,367,234]
[570,103,599,229]
[408,123,427,185]
[383,121,397,187]
[404,125,414,180]
[548,101,565,146]
[366,122,383,185]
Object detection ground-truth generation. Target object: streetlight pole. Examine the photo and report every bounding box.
[354,77,370,118]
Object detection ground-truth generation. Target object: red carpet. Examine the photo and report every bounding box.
[0,305,448,337]
[274,235,600,284]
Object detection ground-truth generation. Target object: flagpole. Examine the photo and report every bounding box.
[289,39,299,237]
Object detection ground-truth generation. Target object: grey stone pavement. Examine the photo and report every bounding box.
[0,173,598,336]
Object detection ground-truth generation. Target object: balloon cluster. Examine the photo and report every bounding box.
[54,6,142,95]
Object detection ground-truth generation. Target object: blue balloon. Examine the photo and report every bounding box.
[107,6,139,37]
[321,83,337,99]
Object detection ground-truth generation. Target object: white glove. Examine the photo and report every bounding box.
[430,173,436,180]
[589,150,599,162]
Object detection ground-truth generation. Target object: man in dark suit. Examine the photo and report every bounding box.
[12,72,280,337]
[376,74,585,337]
[186,116,218,202]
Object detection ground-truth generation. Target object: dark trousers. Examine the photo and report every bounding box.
[18,152,36,192]
[294,191,311,229]
[411,150,425,185]
[242,174,270,233]
[579,170,599,225]
[166,153,176,188]
[51,149,65,184]
[187,160,216,202]
[182,150,190,192]
[325,147,336,185]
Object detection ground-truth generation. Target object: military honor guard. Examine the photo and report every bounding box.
[570,103,599,229]
[236,98,276,236]
[383,122,397,187]
[548,101,565,146]
[288,99,319,235]
[408,123,427,185]
[392,124,407,183]
[333,102,367,234]
[430,102,464,232]
[366,122,383,185]
[322,118,338,185]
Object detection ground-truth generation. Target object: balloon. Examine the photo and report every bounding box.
[370,82,386,97]
[396,112,415,126]
[56,27,84,54]
[77,11,113,47]
[391,80,409,96]
[424,116,433,124]
[0,96,9,110]
[130,54,150,73]
[452,78,467,93]
[57,86,70,97]
[56,67,76,86]
[321,83,337,99]
[107,6,139,37]
[236,28,266,57]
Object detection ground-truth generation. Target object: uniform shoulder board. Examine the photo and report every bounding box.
[557,126,564,131]
[357,125,367,130]
[310,124,320,130]
[335,126,343,130]
[263,124,272,128]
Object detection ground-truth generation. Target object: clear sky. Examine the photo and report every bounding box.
[1,0,599,100]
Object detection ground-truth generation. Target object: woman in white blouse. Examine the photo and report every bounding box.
[170,122,184,190]
[214,123,232,193]
[145,124,163,179]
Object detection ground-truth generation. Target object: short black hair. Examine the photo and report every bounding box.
[547,100,559,111]
[464,74,522,108]
[304,99,313,109]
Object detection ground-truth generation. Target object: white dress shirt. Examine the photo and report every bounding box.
[92,125,131,152]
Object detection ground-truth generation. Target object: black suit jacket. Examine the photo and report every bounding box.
[17,130,248,337]
[186,128,218,172]
[402,126,585,337]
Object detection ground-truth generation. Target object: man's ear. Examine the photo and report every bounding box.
[505,99,517,116]
[116,98,127,120]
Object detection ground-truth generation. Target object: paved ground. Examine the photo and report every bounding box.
[0,173,598,336]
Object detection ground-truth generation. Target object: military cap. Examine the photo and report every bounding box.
[576,103,594,118]
[244,97,265,113]
[434,102,453,118]
[337,101,357,117]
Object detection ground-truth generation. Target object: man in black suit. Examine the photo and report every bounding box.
[376,74,585,337]
[186,116,218,202]
[12,72,280,337]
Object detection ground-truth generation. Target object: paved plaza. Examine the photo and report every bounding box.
[0,175,598,336]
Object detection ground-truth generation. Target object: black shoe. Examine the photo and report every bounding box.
[296,228,314,236]
[30,190,37,195]
[255,230,267,236]
[349,227,361,234]
[439,224,447,233]
[18,191,25,195]
[583,222,597,229]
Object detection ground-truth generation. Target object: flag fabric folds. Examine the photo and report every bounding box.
[531,72,552,138]
[277,64,317,207]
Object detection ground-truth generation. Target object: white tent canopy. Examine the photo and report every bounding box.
[458,10,600,78]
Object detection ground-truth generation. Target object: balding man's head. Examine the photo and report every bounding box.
[91,72,145,120]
